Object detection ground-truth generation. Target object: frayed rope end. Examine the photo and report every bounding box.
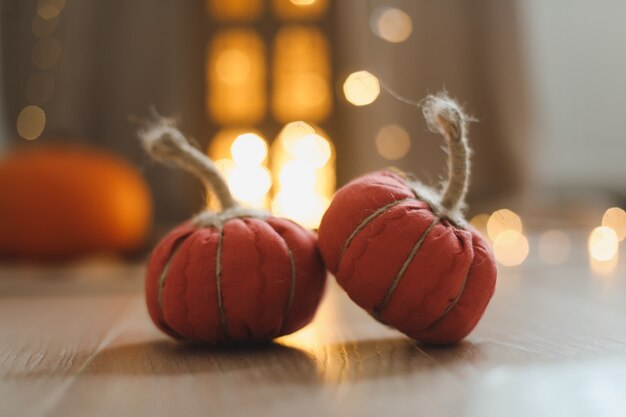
[138,116,189,163]
[420,92,468,140]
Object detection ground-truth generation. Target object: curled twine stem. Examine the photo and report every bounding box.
[139,118,238,212]
[420,93,471,213]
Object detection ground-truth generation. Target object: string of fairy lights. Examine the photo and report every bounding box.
[11,0,625,271]
[340,3,626,272]
[16,0,66,141]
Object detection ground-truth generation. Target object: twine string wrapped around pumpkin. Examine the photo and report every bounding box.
[139,118,267,226]
[317,91,496,345]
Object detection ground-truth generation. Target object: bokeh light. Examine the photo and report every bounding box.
[287,134,331,168]
[375,124,411,160]
[493,230,529,267]
[271,122,335,229]
[230,133,267,166]
[538,230,570,265]
[588,226,619,262]
[16,105,46,140]
[469,213,490,238]
[343,70,380,106]
[37,0,66,20]
[272,190,330,230]
[601,207,626,241]
[227,165,272,206]
[370,6,413,43]
[216,49,252,85]
[487,209,523,242]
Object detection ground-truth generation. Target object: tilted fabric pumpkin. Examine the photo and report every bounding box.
[318,94,497,345]
[0,146,152,260]
[141,121,326,344]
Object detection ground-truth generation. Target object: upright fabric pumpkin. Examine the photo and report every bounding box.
[318,93,497,345]
[141,121,326,344]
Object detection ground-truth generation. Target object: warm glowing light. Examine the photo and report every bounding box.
[209,130,270,210]
[216,49,251,85]
[290,73,328,109]
[273,0,328,19]
[208,0,262,21]
[273,26,331,122]
[343,71,380,106]
[469,213,490,237]
[272,191,330,230]
[208,29,265,124]
[214,158,235,175]
[31,38,61,70]
[487,209,523,242]
[37,0,66,20]
[375,124,411,160]
[231,133,267,166]
[227,165,272,207]
[602,207,626,241]
[17,105,46,140]
[591,252,619,275]
[278,121,315,149]
[289,0,316,5]
[209,129,262,160]
[288,134,331,168]
[279,161,317,189]
[493,230,529,267]
[271,122,335,229]
[538,230,570,265]
[371,6,413,43]
[588,226,619,262]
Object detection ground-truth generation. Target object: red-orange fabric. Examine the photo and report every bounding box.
[318,171,496,345]
[145,217,326,344]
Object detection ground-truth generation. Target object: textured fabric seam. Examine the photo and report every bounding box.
[215,225,230,338]
[340,197,412,259]
[373,216,441,319]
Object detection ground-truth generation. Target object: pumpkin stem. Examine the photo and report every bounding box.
[421,92,471,213]
[139,118,238,211]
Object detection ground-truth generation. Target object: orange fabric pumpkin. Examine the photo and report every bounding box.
[318,94,497,345]
[0,146,152,260]
[140,121,326,344]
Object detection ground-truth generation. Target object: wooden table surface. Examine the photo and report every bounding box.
[1,231,626,417]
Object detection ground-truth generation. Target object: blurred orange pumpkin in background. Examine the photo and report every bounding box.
[0,145,152,261]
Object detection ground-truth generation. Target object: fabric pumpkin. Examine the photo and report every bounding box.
[0,146,151,260]
[141,120,326,344]
[318,93,497,345]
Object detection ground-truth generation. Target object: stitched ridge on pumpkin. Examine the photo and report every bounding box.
[157,233,193,338]
[270,225,297,337]
[341,197,413,258]
[373,216,441,319]
[248,219,269,340]
[422,264,472,332]
[420,237,487,333]
[215,225,230,339]
[340,205,409,286]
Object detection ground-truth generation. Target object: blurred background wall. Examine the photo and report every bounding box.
[1,0,206,225]
[2,0,625,229]
[334,0,530,214]
[520,0,626,196]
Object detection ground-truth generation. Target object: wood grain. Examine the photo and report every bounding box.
[1,233,626,417]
